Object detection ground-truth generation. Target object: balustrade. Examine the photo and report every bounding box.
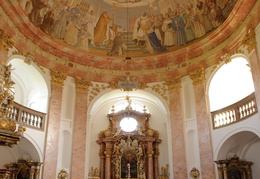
[211,93,257,129]
[6,102,46,131]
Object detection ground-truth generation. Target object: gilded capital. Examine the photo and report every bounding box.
[189,68,205,85]
[241,29,256,53]
[51,70,66,87]
[0,29,14,54]
[75,77,91,93]
[164,75,182,91]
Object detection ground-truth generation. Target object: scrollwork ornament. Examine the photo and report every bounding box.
[0,29,14,54]
[51,70,66,87]
[189,68,205,85]
[241,29,256,53]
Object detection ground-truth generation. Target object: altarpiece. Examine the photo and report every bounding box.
[96,102,162,179]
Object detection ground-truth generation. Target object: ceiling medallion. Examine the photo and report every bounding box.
[110,76,147,91]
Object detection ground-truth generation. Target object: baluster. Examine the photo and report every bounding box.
[39,117,43,129]
[32,115,35,127]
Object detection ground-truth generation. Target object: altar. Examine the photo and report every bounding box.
[96,98,162,179]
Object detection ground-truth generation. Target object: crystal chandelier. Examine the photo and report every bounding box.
[0,62,23,147]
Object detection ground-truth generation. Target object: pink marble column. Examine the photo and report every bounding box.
[189,69,215,178]
[248,49,260,112]
[166,76,188,179]
[70,78,90,179]
[43,71,66,179]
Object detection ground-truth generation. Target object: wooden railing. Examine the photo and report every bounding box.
[211,93,258,129]
[6,102,46,131]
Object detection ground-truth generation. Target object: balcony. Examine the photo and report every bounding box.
[7,102,46,131]
[211,93,258,129]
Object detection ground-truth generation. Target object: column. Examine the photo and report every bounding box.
[104,141,113,179]
[97,141,106,179]
[43,70,66,178]
[146,140,154,179]
[0,29,14,63]
[189,68,215,178]
[70,77,91,178]
[165,76,188,178]
[153,140,161,179]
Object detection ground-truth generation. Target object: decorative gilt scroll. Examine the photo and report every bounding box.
[75,77,91,93]
[51,70,66,87]
[164,75,182,91]
[109,76,147,91]
[189,68,205,85]
[241,29,256,53]
[189,167,200,179]
[0,29,14,55]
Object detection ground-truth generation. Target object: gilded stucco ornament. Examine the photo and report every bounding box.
[109,76,147,91]
[57,169,68,179]
[149,83,168,101]
[75,77,91,93]
[189,68,205,85]
[0,29,14,54]
[241,29,256,53]
[190,167,200,179]
[50,70,67,87]
[164,75,182,91]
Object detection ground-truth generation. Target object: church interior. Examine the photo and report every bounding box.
[0,0,260,178]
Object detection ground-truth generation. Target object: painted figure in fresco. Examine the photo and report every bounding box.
[85,9,96,46]
[64,5,81,46]
[107,33,127,56]
[172,10,187,46]
[162,14,175,47]
[52,1,70,39]
[76,23,91,51]
[28,0,48,26]
[40,9,55,35]
[132,12,150,46]
[94,11,113,47]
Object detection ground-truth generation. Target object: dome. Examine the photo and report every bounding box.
[1,0,256,83]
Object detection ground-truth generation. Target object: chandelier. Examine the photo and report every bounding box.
[0,62,23,147]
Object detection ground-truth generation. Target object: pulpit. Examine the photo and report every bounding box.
[97,100,161,179]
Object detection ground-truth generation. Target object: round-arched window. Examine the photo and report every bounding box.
[119,117,138,132]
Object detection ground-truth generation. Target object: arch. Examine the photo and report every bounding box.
[208,55,255,112]
[214,127,260,161]
[7,56,49,113]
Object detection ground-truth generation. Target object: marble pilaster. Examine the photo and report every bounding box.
[146,140,154,179]
[189,68,215,179]
[165,76,187,179]
[43,70,66,179]
[70,77,90,179]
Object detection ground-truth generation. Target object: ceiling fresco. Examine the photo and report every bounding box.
[20,0,237,59]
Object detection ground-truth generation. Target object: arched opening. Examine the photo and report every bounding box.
[8,57,49,113]
[209,56,255,112]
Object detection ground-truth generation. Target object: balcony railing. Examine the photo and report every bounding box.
[7,102,46,131]
[211,93,258,129]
